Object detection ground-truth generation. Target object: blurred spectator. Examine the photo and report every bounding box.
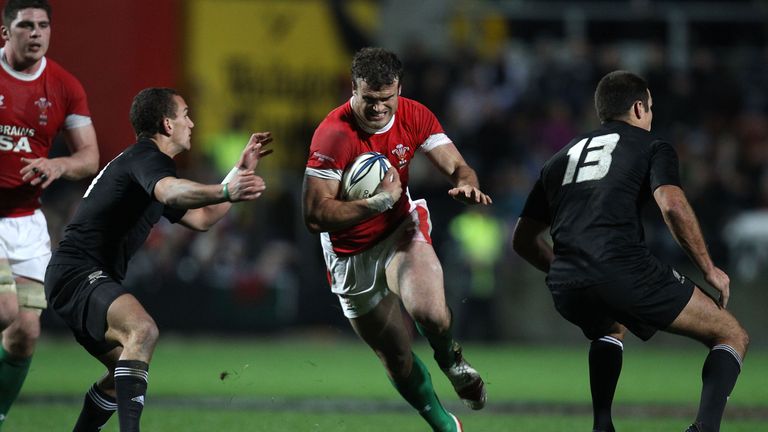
[43,10,768,335]
[446,207,507,341]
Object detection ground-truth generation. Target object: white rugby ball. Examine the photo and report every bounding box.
[341,152,392,200]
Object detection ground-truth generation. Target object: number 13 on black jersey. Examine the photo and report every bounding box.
[562,133,619,185]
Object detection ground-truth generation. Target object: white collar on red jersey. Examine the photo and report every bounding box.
[0,47,47,81]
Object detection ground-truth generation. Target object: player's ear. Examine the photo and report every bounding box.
[1,26,9,41]
[162,117,173,136]
[633,101,642,120]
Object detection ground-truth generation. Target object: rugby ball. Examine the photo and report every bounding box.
[341,152,392,200]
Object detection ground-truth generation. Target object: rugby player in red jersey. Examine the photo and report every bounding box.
[0,0,99,427]
[303,47,491,432]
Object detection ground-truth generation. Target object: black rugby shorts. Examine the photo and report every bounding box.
[549,265,695,341]
[45,264,126,356]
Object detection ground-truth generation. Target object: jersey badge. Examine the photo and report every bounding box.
[391,143,410,167]
[34,97,52,125]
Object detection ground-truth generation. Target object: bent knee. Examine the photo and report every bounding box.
[0,297,19,330]
[713,321,749,357]
[0,309,17,330]
[410,308,451,334]
[128,321,160,349]
[732,326,750,355]
[3,325,40,357]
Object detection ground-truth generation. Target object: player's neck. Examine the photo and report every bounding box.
[1,47,43,75]
[149,136,183,158]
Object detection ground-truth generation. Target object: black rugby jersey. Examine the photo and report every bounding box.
[521,121,681,286]
[50,138,186,281]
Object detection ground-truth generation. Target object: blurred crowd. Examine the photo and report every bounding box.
[42,36,768,338]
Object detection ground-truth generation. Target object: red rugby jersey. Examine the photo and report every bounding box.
[0,52,91,217]
[306,97,450,255]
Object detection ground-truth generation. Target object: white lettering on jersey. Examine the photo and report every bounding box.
[0,125,35,136]
[562,133,619,185]
[0,135,32,152]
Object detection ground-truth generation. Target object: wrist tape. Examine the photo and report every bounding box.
[366,192,395,213]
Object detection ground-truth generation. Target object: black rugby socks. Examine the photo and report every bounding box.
[73,383,117,431]
[114,360,149,432]
[589,336,623,432]
[695,344,742,432]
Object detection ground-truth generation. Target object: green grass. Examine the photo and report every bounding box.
[9,335,768,431]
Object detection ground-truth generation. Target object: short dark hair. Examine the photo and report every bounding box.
[350,47,403,90]
[594,70,649,123]
[129,88,179,139]
[3,0,51,27]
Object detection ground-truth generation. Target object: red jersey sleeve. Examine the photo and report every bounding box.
[50,60,91,125]
[306,103,359,181]
[398,98,451,151]
[62,71,91,118]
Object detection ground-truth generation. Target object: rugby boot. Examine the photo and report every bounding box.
[684,423,703,432]
[441,342,487,410]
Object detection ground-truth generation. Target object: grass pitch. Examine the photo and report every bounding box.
[10,335,768,431]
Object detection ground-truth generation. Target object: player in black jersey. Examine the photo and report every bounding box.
[512,71,748,432]
[44,87,272,432]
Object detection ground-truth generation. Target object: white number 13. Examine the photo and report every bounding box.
[562,133,619,185]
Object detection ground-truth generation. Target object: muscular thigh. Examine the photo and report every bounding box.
[665,286,747,353]
[387,241,448,321]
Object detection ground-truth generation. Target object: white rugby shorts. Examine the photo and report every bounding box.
[322,199,432,318]
[0,210,52,282]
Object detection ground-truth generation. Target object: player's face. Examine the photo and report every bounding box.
[169,95,195,151]
[1,8,50,71]
[351,79,400,131]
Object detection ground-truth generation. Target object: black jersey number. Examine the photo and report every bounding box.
[562,133,619,185]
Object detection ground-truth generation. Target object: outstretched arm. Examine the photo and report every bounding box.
[161,133,273,231]
[423,143,492,205]
[20,124,99,188]
[654,184,730,307]
[512,217,553,273]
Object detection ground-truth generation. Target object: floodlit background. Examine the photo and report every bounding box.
[15,0,768,430]
[41,0,768,346]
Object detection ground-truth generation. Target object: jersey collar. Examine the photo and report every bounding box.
[0,47,47,81]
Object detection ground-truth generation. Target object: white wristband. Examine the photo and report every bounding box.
[366,192,395,213]
[221,166,239,184]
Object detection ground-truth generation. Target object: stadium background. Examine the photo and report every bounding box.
[40,0,768,347]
